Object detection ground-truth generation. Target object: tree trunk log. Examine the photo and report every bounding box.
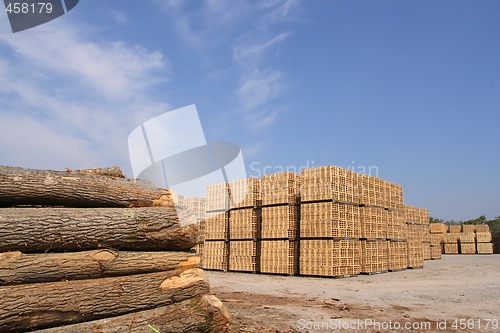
[0,207,197,252]
[0,250,199,285]
[33,294,230,333]
[0,268,210,332]
[0,166,173,208]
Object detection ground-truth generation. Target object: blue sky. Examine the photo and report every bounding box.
[0,0,499,221]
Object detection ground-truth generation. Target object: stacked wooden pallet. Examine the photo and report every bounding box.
[429,223,446,259]
[301,202,360,239]
[300,239,361,277]
[0,166,229,332]
[387,240,408,271]
[260,172,299,275]
[444,232,460,254]
[404,206,430,267]
[360,240,388,274]
[300,166,359,203]
[229,178,261,209]
[300,167,361,277]
[475,224,493,254]
[460,232,476,254]
[360,206,387,239]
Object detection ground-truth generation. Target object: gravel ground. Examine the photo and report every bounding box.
[206,255,500,332]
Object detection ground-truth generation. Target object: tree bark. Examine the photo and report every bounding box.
[0,268,210,332]
[0,166,173,208]
[33,294,230,333]
[0,207,197,252]
[0,250,199,285]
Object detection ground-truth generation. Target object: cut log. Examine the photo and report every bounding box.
[33,294,230,333]
[0,207,197,252]
[0,268,210,332]
[0,166,173,208]
[0,250,199,285]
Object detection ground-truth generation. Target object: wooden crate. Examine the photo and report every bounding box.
[476,242,493,254]
[360,206,387,239]
[358,174,387,208]
[430,233,444,247]
[462,224,476,233]
[204,211,229,240]
[475,224,490,232]
[229,178,261,209]
[406,224,423,241]
[429,223,447,234]
[203,241,228,270]
[444,233,461,243]
[460,233,475,244]
[299,239,360,277]
[460,242,476,254]
[387,240,408,271]
[449,224,462,233]
[406,240,424,268]
[300,166,360,203]
[261,205,297,239]
[430,245,442,259]
[360,240,388,273]
[261,172,300,205]
[444,242,459,255]
[301,202,360,239]
[229,208,259,240]
[228,240,258,272]
[205,182,230,211]
[422,242,431,260]
[475,232,492,243]
[386,223,407,240]
[260,240,295,275]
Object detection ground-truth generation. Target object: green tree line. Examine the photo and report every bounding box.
[430,215,500,234]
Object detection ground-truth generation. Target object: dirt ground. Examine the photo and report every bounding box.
[206,255,500,332]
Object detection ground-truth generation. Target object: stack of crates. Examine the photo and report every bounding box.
[227,178,261,272]
[404,206,428,268]
[299,166,361,277]
[387,240,408,271]
[475,224,493,254]
[460,224,476,254]
[301,202,360,239]
[360,206,387,239]
[444,226,460,254]
[300,166,360,203]
[300,239,360,277]
[360,240,388,274]
[429,223,447,259]
[203,183,230,270]
[386,210,408,270]
[260,172,299,275]
[358,174,386,208]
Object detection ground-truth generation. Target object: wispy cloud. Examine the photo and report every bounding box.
[0,20,170,174]
[109,10,128,24]
[152,0,300,132]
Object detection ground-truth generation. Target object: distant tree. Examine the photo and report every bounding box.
[429,217,444,224]
[464,215,488,225]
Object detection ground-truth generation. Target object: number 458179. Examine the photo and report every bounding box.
[5,2,53,14]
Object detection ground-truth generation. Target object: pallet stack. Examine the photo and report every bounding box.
[429,223,447,259]
[201,165,433,279]
[300,166,361,277]
[228,178,261,273]
[404,206,429,268]
[460,225,476,254]
[475,224,494,254]
[260,172,299,275]
[444,225,460,254]
[198,184,229,271]
[0,166,229,332]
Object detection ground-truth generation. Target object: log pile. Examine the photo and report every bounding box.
[0,166,229,332]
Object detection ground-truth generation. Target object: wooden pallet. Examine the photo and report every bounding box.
[443,242,459,254]
[460,242,476,254]
[261,205,298,239]
[300,202,360,239]
[476,242,493,254]
[475,232,492,243]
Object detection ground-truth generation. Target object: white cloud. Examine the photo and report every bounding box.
[238,69,283,111]
[233,32,291,68]
[0,21,171,175]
